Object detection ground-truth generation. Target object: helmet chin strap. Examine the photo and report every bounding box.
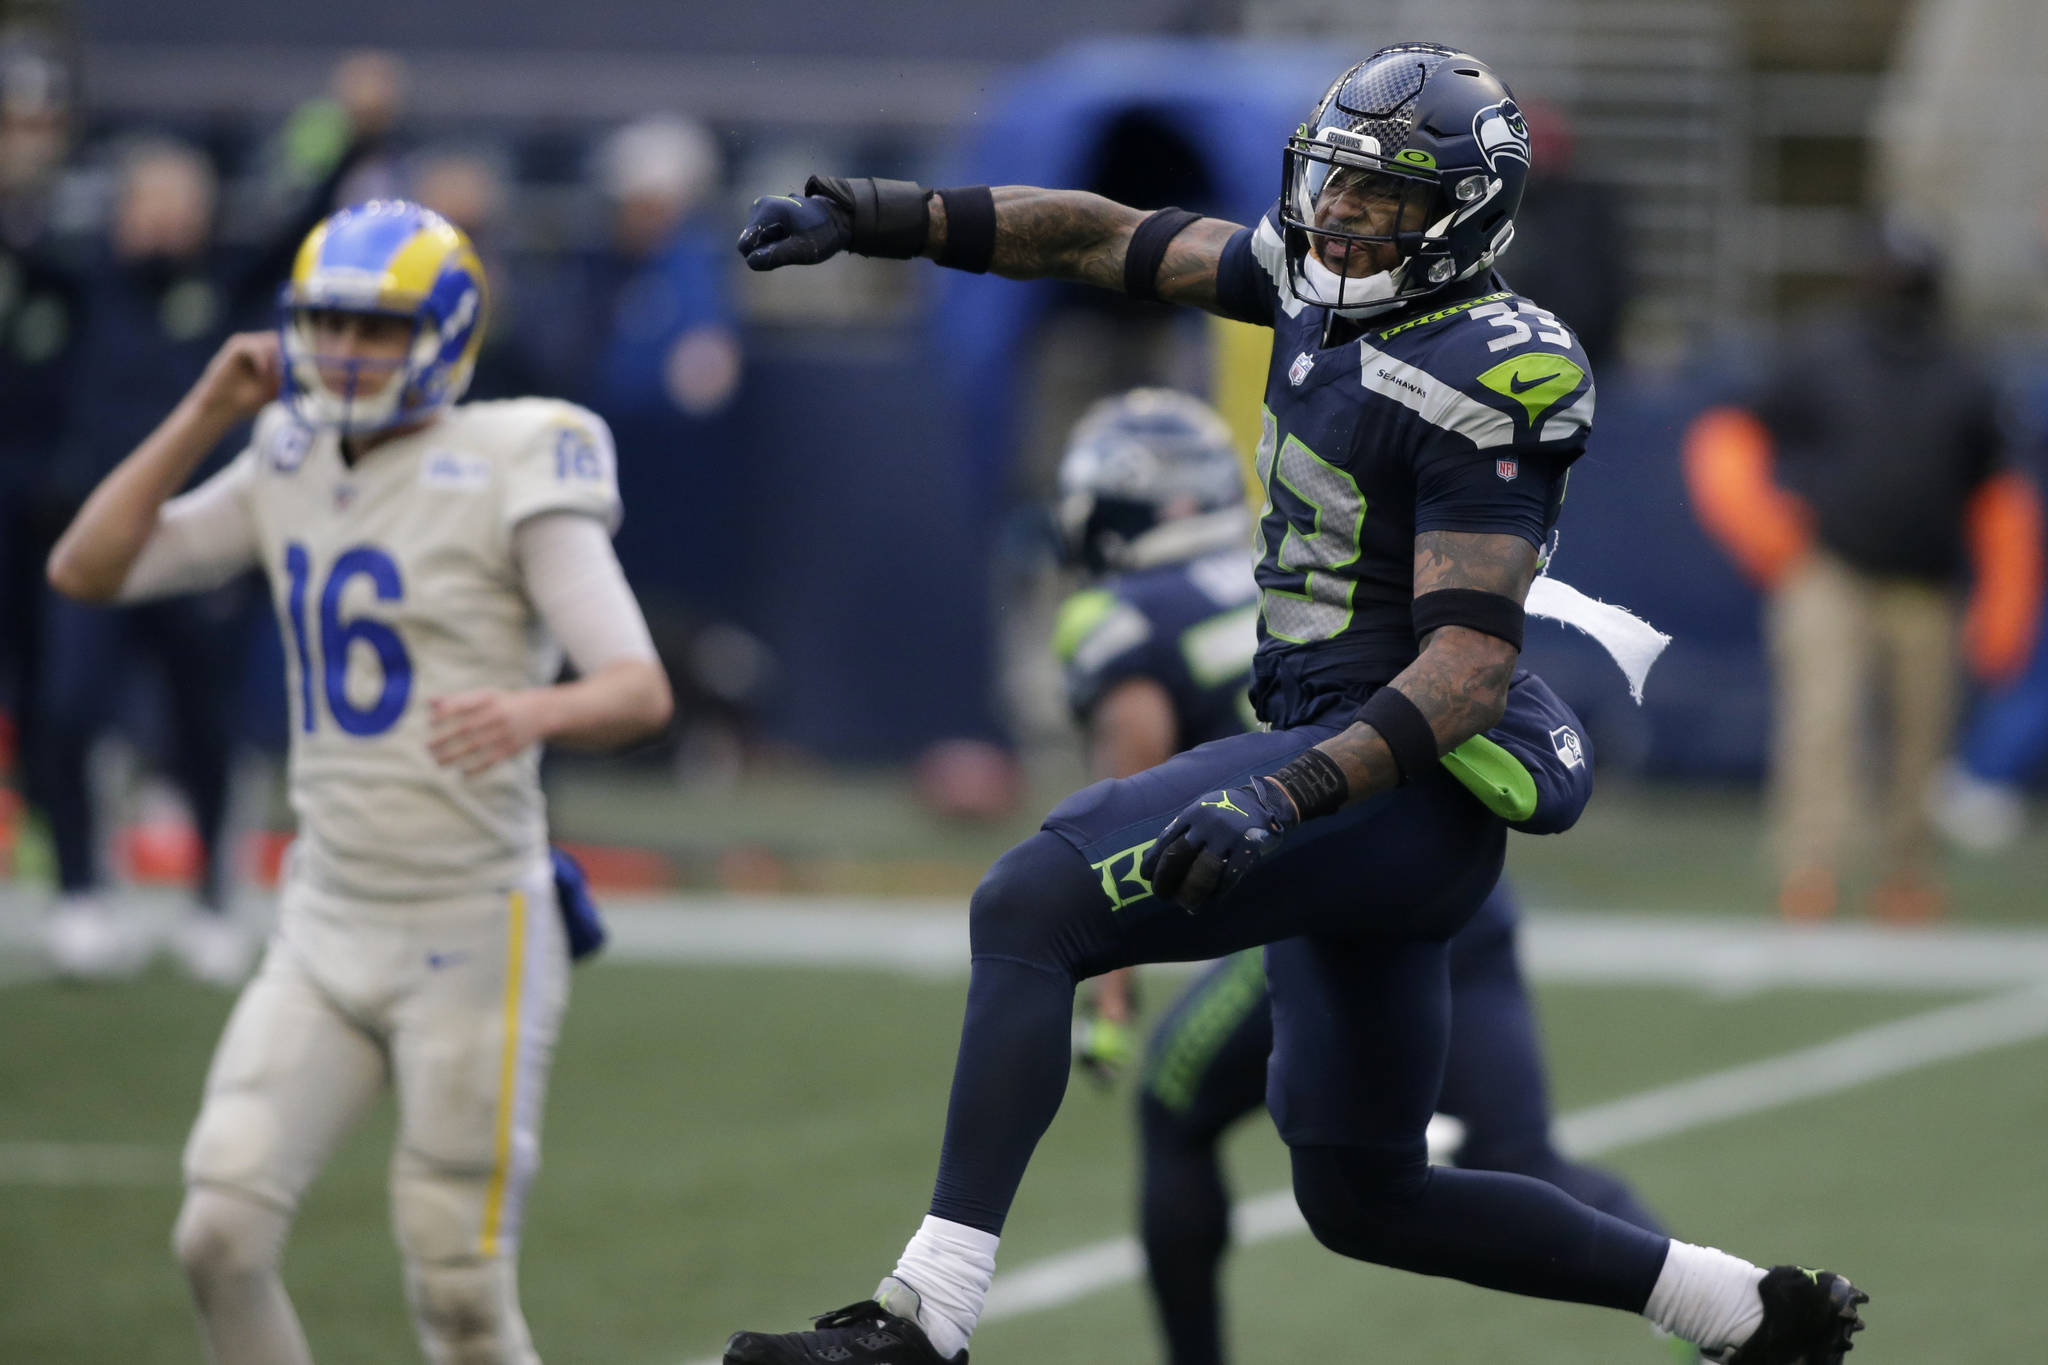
[1297,249,1410,319]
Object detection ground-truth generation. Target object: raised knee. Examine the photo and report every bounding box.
[967,859,1030,954]
[1290,1144,1429,1258]
[173,1187,285,1293]
[967,832,1113,976]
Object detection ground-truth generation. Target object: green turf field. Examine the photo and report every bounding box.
[4,899,2047,1364]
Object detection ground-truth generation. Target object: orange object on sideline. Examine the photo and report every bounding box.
[554,840,677,894]
[1962,469,2044,685]
[243,830,294,888]
[121,818,203,885]
[1681,406,1813,589]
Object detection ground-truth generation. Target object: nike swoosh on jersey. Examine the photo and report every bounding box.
[1508,368,1567,394]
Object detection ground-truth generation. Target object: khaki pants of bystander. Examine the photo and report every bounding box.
[1767,548,1957,919]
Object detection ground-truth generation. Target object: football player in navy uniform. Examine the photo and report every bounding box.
[727,44,1866,1365]
[1049,388,1671,1365]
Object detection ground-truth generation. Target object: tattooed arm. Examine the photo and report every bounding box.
[926,189,1246,315]
[1310,530,1537,804]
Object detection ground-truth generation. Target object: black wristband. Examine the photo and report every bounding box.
[1267,747,1349,822]
[934,185,997,273]
[1355,685,1439,785]
[1123,207,1202,302]
[1412,587,1525,651]
[805,175,930,259]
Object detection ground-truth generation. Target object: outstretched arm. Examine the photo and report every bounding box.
[930,188,1244,312]
[738,179,1247,317]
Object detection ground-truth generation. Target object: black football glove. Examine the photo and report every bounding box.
[737,176,930,271]
[736,191,852,271]
[1140,778,1300,912]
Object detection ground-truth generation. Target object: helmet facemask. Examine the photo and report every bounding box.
[1282,129,1444,318]
[280,303,447,435]
[278,200,488,437]
[1280,45,1532,322]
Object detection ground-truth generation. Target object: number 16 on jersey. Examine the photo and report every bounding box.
[282,541,414,738]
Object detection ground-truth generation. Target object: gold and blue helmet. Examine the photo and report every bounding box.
[278,200,487,433]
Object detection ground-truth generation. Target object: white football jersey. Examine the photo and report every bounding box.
[229,398,622,901]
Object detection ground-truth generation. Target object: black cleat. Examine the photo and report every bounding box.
[723,1293,965,1365]
[1717,1265,1868,1365]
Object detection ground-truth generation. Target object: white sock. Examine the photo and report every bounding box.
[880,1215,999,1360]
[1642,1241,1767,1357]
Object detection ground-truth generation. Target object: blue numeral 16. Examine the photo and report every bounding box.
[283,541,413,737]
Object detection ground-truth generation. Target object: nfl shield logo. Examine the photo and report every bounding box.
[1496,457,1519,481]
[1288,352,1315,386]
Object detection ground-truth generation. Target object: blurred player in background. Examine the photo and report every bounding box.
[1052,389,1669,1365]
[730,43,1865,1365]
[0,29,79,907]
[47,201,671,1364]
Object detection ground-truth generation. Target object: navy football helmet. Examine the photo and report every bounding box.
[1282,43,1530,318]
[1056,389,1250,574]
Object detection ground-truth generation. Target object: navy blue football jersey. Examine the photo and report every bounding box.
[1211,204,1596,726]
[1056,548,1259,750]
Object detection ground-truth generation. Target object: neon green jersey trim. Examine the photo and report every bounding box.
[1053,588,1118,663]
[1377,289,1512,341]
[1440,734,1539,822]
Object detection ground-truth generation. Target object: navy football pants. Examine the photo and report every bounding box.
[1137,888,1667,1365]
[37,591,244,909]
[925,723,1669,1317]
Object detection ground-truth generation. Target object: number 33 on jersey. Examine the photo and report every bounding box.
[1220,205,1596,698]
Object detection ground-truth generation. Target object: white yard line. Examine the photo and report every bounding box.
[0,1141,171,1187]
[678,982,2048,1361]
[10,888,2048,991]
[598,901,2048,993]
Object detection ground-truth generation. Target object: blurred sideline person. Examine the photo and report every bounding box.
[1052,391,1667,1365]
[1684,223,2041,922]
[47,201,671,1364]
[0,31,80,880]
[729,43,1864,1365]
[1941,368,2048,845]
[42,120,390,982]
[548,115,761,777]
[39,137,253,980]
[410,145,552,402]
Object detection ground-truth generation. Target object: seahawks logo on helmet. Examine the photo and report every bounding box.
[1472,99,1531,172]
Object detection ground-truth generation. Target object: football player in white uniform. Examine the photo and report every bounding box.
[47,200,673,1364]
